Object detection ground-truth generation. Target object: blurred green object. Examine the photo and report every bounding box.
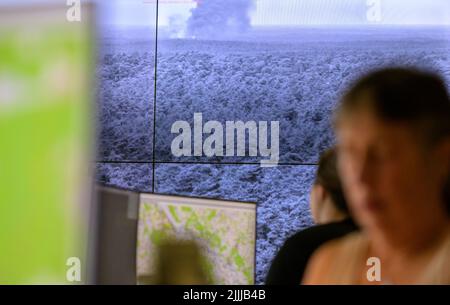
[0,4,94,284]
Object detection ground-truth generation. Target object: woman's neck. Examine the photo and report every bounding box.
[371,218,449,257]
[364,217,449,284]
[367,216,449,274]
[317,198,348,224]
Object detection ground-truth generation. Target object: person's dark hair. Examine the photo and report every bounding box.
[335,68,450,147]
[445,175,450,215]
[335,67,450,214]
[315,148,349,214]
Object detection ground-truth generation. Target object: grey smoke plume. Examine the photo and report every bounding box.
[168,14,187,38]
[186,0,255,39]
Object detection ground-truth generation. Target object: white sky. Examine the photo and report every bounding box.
[3,0,450,26]
[100,0,450,26]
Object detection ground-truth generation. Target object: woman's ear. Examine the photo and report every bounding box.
[315,184,327,202]
[310,184,327,224]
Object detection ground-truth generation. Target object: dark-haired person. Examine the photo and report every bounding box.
[303,68,450,284]
[310,149,349,225]
[265,148,357,285]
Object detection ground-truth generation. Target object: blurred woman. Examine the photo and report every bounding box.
[303,68,450,284]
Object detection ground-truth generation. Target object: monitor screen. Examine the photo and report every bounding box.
[94,0,450,284]
[137,194,257,284]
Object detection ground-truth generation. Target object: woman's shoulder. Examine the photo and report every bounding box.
[302,231,368,284]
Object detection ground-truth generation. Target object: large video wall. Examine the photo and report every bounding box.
[95,0,450,283]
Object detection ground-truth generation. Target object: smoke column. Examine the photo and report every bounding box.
[186,0,255,39]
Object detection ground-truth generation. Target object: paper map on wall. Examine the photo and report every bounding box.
[137,194,256,284]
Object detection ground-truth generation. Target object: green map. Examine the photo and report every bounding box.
[137,195,256,284]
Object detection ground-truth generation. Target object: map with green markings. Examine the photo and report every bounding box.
[137,194,256,284]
